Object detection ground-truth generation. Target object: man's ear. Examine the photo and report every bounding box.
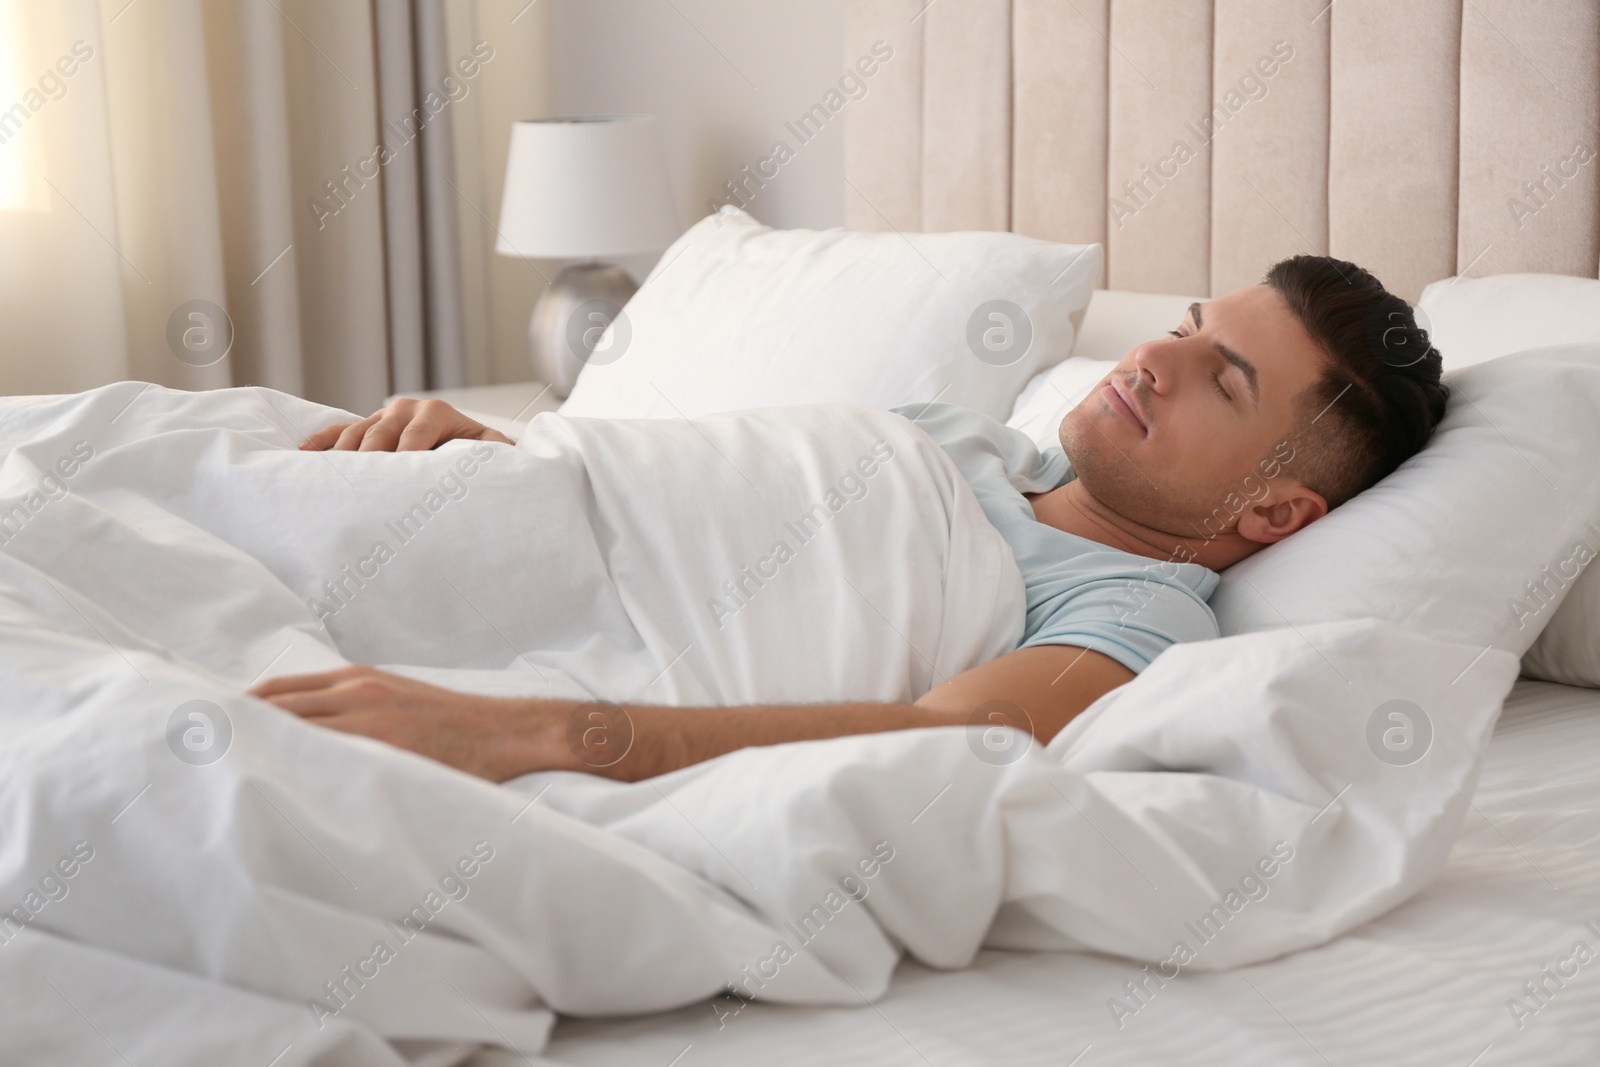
[1235,480,1328,544]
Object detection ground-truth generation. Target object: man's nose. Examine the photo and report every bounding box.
[1130,340,1169,392]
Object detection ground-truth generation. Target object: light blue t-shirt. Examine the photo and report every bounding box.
[892,402,1220,673]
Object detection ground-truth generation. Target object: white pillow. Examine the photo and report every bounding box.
[1418,273,1600,371]
[1417,273,1600,687]
[1209,346,1600,665]
[559,208,1103,422]
[1522,567,1600,688]
[1064,289,1204,361]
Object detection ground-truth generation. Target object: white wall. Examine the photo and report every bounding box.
[550,0,850,253]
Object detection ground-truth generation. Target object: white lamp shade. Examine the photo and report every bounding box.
[495,115,681,259]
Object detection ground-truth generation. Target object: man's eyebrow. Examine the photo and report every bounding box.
[1187,301,1259,408]
[1217,343,1260,408]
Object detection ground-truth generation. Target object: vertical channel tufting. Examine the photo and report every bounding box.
[844,0,926,232]
[1011,0,1109,250]
[921,0,1013,230]
[1209,0,1329,295]
[844,0,1598,287]
[1458,0,1600,279]
[1328,0,1461,301]
[1105,0,1214,294]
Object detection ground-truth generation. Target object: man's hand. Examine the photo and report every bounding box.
[300,397,513,452]
[250,645,1135,784]
[249,665,573,781]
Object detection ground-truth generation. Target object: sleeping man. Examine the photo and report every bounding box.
[249,255,1447,783]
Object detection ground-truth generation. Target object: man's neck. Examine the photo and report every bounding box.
[1025,480,1262,571]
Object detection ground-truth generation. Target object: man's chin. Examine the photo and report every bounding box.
[1061,440,1188,533]
[1060,416,1118,477]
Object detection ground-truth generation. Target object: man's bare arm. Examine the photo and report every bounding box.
[249,645,1135,783]
[579,645,1134,780]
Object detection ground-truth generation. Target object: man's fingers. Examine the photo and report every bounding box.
[395,399,480,451]
[299,399,508,454]
[394,403,455,451]
[358,410,411,452]
[477,426,514,446]
[332,415,380,451]
[394,421,444,451]
[249,664,371,698]
[299,422,351,451]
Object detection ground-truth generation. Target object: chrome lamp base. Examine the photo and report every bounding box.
[529,261,639,397]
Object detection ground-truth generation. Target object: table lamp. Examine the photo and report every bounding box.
[496,115,681,395]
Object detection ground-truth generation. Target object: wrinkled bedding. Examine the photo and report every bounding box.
[0,383,1517,1066]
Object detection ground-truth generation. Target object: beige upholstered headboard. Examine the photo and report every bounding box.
[843,0,1600,301]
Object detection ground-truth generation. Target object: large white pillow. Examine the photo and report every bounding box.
[1209,346,1600,668]
[1418,273,1600,371]
[559,208,1103,422]
[1417,273,1600,686]
[1522,570,1600,688]
[1063,289,1204,362]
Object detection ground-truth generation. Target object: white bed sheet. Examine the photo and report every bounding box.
[527,677,1600,1067]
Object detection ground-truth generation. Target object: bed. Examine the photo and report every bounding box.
[530,0,1600,1062]
[4,2,1599,1065]
[539,679,1600,1066]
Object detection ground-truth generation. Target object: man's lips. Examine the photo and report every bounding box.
[1102,379,1148,435]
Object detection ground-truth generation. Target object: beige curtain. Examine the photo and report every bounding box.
[0,0,552,413]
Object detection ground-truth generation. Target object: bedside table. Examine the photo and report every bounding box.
[383,381,561,441]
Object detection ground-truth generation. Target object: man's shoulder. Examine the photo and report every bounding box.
[1017,541,1222,671]
[891,402,1072,496]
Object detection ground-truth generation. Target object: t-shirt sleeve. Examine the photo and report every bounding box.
[1017,571,1221,674]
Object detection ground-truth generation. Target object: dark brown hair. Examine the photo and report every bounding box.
[1264,255,1449,507]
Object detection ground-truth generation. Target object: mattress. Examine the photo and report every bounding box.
[531,677,1600,1067]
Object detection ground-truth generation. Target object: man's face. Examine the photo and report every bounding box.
[1059,284,1327,539]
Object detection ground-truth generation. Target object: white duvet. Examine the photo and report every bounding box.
[0,383,1518,1066]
